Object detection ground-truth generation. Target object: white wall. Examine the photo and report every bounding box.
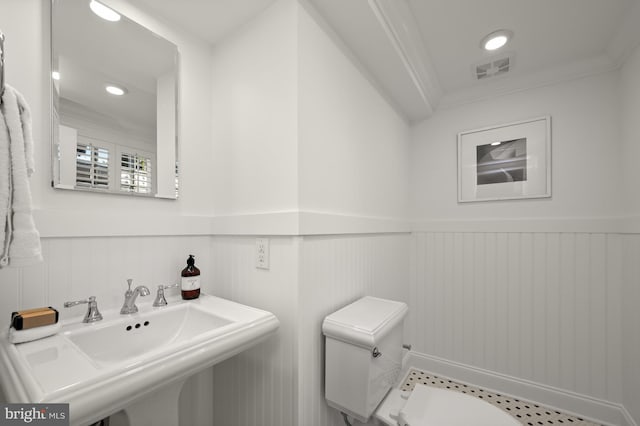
[409,231,624,421]
[298,234,410,426]
[0,0,49,214]
[210,0,299,217]
[411,72,622,223]
[208,0,410,230]
[205,3,412,426]
[297,5,409,221]
[620,43,640,424]
[210,236,300,426]
[408,70,639,424]
[294,8,411,425]
[206,234,410,426]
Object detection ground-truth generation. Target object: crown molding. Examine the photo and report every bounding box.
[437,53,618,110]
[298,0,410,125]
[367,0,442,120]
[606,0,640,68]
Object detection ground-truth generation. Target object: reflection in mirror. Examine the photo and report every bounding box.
[51,0,179,199]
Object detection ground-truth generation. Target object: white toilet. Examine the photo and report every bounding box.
[323,296,520,426]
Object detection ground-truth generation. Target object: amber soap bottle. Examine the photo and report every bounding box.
[181,255,201,300]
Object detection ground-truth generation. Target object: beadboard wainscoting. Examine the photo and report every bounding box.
[207,233,410,426]
[0,235,216,425]
[409,231,628,424]
[622,235,640,424]
[3,231,637,425]
[298,233,410,426]
[209,236,300,426]
[0,236,213,322]
[0,233,411,426]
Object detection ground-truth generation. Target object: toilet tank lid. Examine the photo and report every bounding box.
[322,296,408,349]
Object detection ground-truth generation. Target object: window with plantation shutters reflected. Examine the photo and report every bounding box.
[76,143,110,189]
[120,152,153,194]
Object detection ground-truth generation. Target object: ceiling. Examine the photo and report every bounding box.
[130,0,640,123]
[134,0,276,44]
[410,0,631,93]
[308,0,640,122]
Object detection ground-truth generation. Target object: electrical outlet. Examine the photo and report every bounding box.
[255,238,269,270]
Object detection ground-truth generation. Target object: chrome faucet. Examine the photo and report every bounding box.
[153,283,179,307]
[64,296,103,323]
[120,279,150,314]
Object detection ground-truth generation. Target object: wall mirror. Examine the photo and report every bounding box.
[51,0,179,199]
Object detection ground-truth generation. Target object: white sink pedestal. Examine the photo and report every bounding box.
[0,294,279,426]
[122,379,186,426]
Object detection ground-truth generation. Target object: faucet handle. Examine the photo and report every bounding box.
[153,284,179,307]
[64,296,103,323]
[64,296,95,308]
[126,278,133,291]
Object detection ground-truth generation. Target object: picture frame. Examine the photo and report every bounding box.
[457,116,551,203]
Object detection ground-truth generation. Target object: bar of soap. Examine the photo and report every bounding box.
[11,307,59,330]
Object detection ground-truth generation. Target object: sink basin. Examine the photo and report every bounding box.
[66,303,232,367]
[0,294,279,426]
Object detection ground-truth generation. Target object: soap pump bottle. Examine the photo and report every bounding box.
[181,255,201,300]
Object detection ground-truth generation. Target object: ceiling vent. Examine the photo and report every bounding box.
[473,53,514,80]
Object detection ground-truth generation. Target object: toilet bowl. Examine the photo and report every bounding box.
[375,384,520,426]
[323,297,519,426]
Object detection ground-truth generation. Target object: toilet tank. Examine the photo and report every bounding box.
[323,296,408,423]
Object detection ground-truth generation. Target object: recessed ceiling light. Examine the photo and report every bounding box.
[491,142,501,146]
[481,30,513,51]
[89,0,121,22]
[51,71,60,80]
[105,85,126,96]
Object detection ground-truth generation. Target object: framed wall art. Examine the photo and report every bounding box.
[457,116,551,203]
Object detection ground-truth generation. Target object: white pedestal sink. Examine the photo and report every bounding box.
[0,294,279,426]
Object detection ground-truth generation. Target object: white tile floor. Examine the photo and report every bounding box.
[399,369,600,426]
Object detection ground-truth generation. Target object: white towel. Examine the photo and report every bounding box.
[8,322,61,344]
[0,84,42,268]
